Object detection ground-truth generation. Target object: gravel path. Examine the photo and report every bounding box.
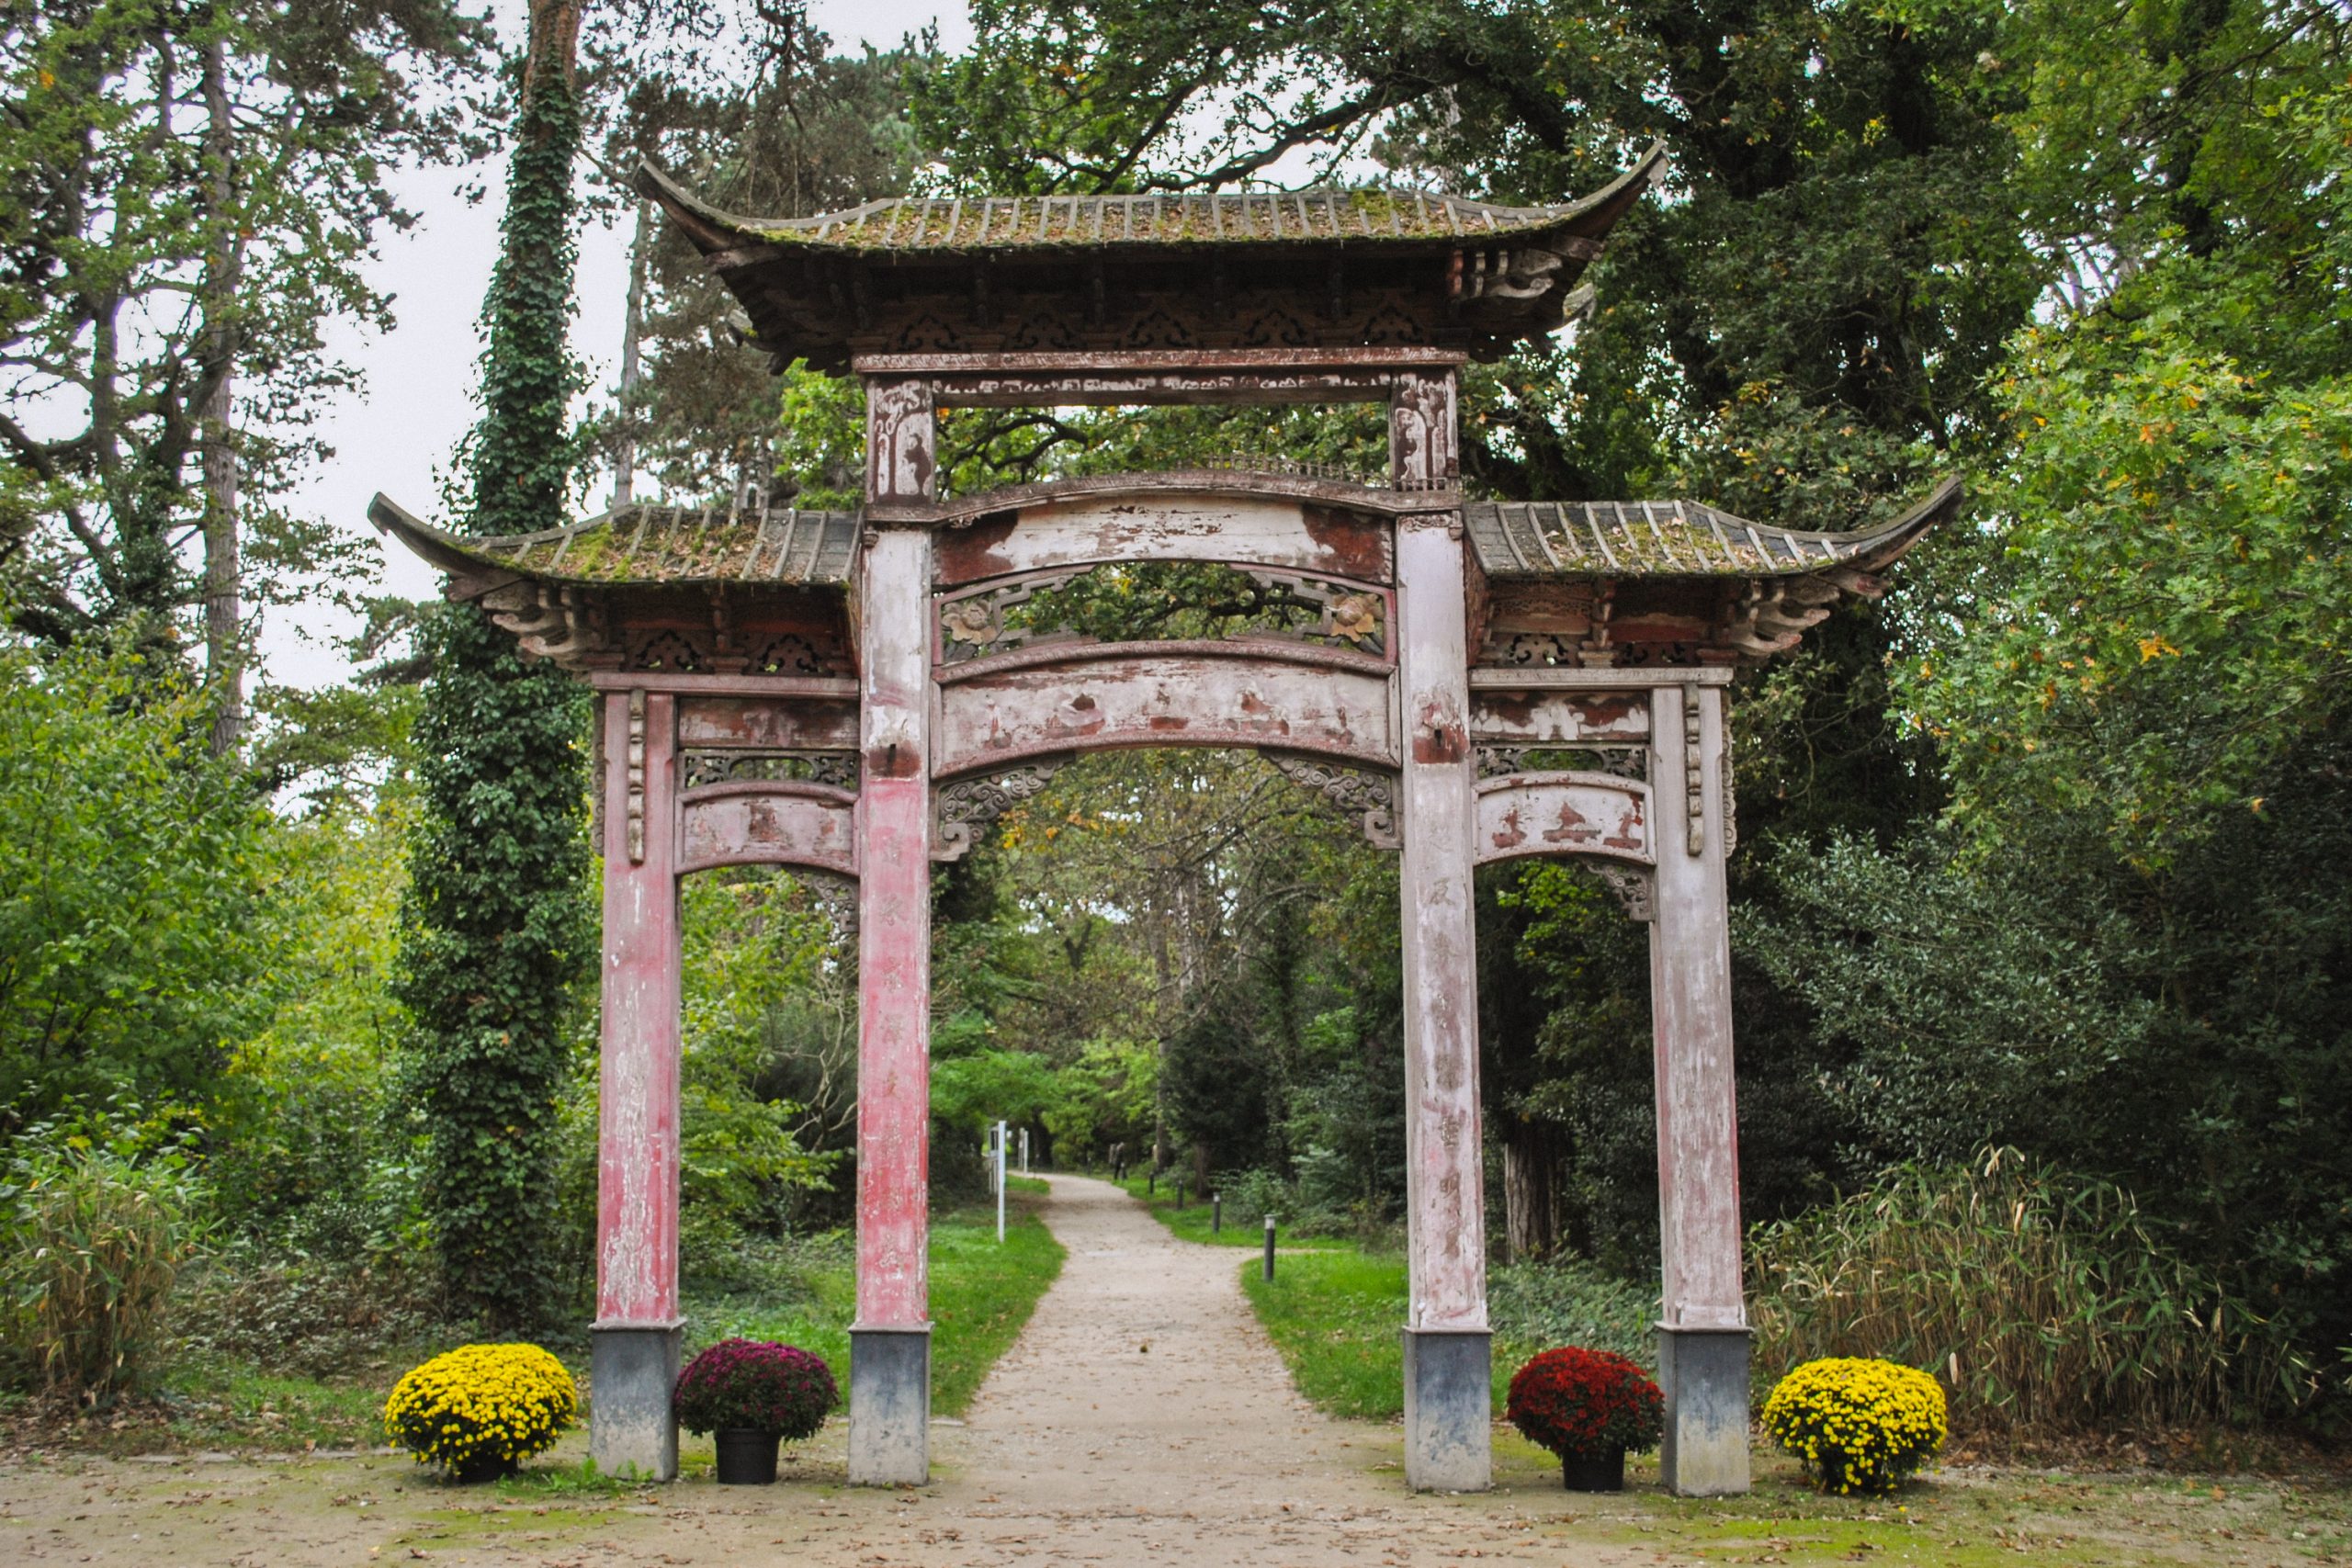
[0,1175,1669,1566]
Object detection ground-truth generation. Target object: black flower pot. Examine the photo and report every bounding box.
[1560,1448,1625,1492]
[451,1450,518,1484]
[714,1427,781,1484]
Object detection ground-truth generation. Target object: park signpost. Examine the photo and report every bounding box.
[376,146,1956,1495]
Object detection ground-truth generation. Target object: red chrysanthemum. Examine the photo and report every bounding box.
[1506,1347,1666,1461]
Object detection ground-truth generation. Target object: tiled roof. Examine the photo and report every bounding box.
[1464,480,1962,581]
[368,495,858,587]
[637,150,1666,258]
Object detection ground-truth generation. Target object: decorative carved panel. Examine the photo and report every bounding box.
[1598,864,1654,923]
[1262,751,1400,850]
[1476,745,1645,783]
[933,760,1069,862]
[934,563,1390,665]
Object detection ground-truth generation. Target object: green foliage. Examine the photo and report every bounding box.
[396,48,596,1332]
[0,642,280,1129]
[0,1113,205,1401]
[1750,1151,2304,1437]
[395,603,590,1330]
[1038,1038,1158,1162]
[0,1,488,639]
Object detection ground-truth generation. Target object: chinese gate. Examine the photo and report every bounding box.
[376,145,1956,1497]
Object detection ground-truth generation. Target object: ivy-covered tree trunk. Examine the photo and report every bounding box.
[396,7,592,1332]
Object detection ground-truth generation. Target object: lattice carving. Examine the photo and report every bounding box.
[626,627,708,673]
[935,564,1389,665]
[934,760,1069,861]
[1263,751,1400,850]
[1597,864,1654,923]
[744,632,846,676]
[682,750,858,791]
[797,869,860,942]
[1474,745,1645,783]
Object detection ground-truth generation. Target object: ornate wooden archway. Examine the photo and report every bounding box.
[376,148,1957,1496]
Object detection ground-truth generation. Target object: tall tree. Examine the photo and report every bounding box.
[394,0,596,1330]
[0,3,487,703]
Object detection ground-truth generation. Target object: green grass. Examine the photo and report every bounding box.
[699,1196,1066,1418]
[1111,1172,1350,1249]
[1239,1243,1658,1422]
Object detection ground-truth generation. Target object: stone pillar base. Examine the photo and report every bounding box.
[849,1326,931,1485]
[591,1322,683,1481]
[1402,1326,1492,1493]
[1658,1325,1751,1496]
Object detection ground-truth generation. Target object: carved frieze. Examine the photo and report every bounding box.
[1263,751,1401,850]
[625,689,648,864]
[1683,690,1706,857]
[933,760,1069,861]
[1475,744,1645,783]
[682,750,858,791]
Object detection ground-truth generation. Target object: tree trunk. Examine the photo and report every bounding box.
[199,33,242,758]
[1501,1115,1563,1262]
[614,198,649,505]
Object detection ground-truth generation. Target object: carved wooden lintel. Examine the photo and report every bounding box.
[1263,750,1401,850]
[933,759,1069,861]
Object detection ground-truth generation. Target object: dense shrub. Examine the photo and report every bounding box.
[673,1338,836,1438]
[1762,1357,1947,1495]
[1489,1258,1657,1366]
[1506,1347,1665,1461]
[0,1120,203,1401]
[383,1343,577,1475]
[1749,1149,2302,1436]
[174,1242,461,1379]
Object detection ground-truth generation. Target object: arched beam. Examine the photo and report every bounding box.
[933,644,1398,778]
[1472,773,1653,866]
[679,781,858,877]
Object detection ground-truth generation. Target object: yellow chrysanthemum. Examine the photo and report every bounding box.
[383,1343,578,1477]
[1761,1357,1947,1495]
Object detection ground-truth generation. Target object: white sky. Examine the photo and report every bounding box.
[265,0,975,689]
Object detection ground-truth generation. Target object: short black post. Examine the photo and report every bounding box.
[1176,1176,1186,1209]
[1148,1169,1156,1196]
[1212,1193,1222,1235]
[1262,1214,1277,1281]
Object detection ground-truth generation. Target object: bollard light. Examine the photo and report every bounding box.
[1212,1193,1222,1235]
[1262,1214,1277,1281]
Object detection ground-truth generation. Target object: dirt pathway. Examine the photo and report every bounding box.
[0,1176,1670,1566]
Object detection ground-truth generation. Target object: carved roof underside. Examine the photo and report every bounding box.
[1464,479,1961,581]
[369,473,1957,671]
[636,147,1667,371]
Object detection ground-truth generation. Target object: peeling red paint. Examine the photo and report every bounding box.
[1413,722,1467,764]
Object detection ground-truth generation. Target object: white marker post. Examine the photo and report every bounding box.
[995,1119,1008,1243]
[1020,1127,1030,1173]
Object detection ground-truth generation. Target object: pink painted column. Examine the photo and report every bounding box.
[1646,676,1751,1495]
[851,378,935,1485]
[1390,367,1490,1494]
[591,687,684,1480]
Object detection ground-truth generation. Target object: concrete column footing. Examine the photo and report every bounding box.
[1658,1324,1751,1496]
[1402,1326,1492,1493]
[849,1326,932,1485]
[590,1323,683,1482]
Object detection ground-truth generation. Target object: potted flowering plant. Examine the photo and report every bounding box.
[673,1338,838,1484]
[384,1343,578,1483]
[1506,1347,1666,1492]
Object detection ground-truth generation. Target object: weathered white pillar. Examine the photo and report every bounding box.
[1646,677,1751,1496]
[592,687,684,1480]
[1390,367,1490,1493]
[851,378,935,1485]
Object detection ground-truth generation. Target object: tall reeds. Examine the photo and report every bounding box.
[1749,1147,2305,1437]
[1,1132,202,1402]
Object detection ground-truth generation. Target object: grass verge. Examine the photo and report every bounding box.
[1110,1171,1351,1249]
[698,1194,1065,1418]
